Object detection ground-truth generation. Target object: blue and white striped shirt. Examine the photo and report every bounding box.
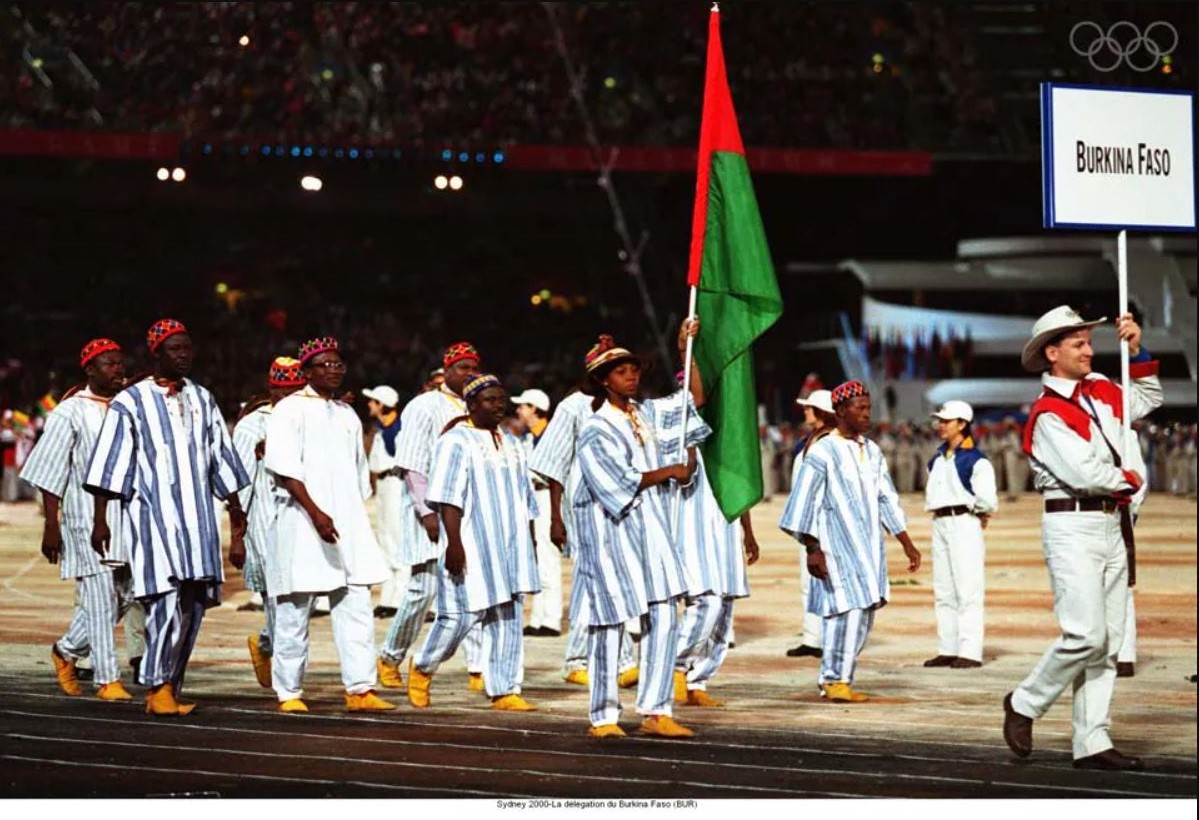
[84,378,249,599]
[232,404,275,593]
[527,391,593,558]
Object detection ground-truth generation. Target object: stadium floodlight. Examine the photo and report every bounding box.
[156,167,170,181]
[300,175,323,192]
[171,167,187,182]
[239,35,250,47]
[449,175,463,191]
[434,175,449,190]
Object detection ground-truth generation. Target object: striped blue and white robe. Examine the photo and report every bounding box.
[573,399,689,626]
[232,404,275,594]
[83,378,249,602]
[20,388,128,577]
[427,424,540,611]
[779,432,907,616]
[654,392,749,599]
[393,386,469,565]
[527,390,593,559]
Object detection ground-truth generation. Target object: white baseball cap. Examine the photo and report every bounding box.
[511,388,550,413]
[795,389,834,415]
[1021,305,1106,372]
[930,400,974,423]
[362,385,399,408]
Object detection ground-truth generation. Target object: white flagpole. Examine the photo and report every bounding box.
[673,287,699,532]
[1117,230,1130,462]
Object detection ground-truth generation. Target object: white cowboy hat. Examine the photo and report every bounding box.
[1021,305,1106,372]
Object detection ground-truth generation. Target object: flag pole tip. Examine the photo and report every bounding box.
[711,2,719,11]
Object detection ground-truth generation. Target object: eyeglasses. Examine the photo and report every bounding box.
[310,361,347,371]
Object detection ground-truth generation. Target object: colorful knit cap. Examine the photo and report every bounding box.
[462,373,503,403]
[80,338,121,368]
[584,334,636,374]
[146,319,187,352]
[443,342,480,368]
[298,336,339,365]
[831,380,870,408]
[268,356,306,387]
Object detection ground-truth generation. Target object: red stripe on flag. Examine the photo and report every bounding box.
[687,8,746,288]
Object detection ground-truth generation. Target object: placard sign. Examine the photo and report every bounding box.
[1041,83,1195,231]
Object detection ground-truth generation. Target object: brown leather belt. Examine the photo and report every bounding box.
[1044,498,1118,514]
[932,505,971,518]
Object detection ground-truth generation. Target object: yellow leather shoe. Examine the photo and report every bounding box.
[279,698,309,713]
[685,689,724,708]
[617,667,639,689]
[408,659,432,708]
[145,683,196,716]
[377,658,405,690]
[467,672,485,693]
[673,670,688,704]
[51,645,82,696]
[821,682,868,703]
[96,681,133,701]
[564,669,589,686]
[345,690,397,711]
[247,635,272,689]
[588,724,627,739]
[637,715,695,738]
[491,693,537,712]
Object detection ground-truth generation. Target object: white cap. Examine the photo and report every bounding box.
[1021,305,1106,372]
[361,385,399,408]
[510,388,550,413]
[795,389,834,415]
[930,400,974,423]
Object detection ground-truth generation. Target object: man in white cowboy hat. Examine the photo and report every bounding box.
[922,399,996,670]
[785,389,835,660]
[1003,306,1161,771]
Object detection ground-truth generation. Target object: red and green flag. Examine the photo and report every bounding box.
[687,6,783,521]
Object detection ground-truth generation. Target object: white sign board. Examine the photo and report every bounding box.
[1041,83,1195,231]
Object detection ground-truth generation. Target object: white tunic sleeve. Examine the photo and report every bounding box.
[427,432,469,511]
[19,406,74,498]
[780,447,826,541]
[970,458,998,515]
[206,394,250,499]
[84,400,137,500]
[395,397,436,476]
[231,412,262,509]
[528,394,585,485]
[577,421,643,519]
[353,414,372,501]
[263,400,305,483]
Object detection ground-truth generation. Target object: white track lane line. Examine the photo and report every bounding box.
[1,556,42,602]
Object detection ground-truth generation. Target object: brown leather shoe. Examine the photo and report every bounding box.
[922,655,957,668]
[1002,692,1033,758]
[1115,662,1135,678]
[951,658,982,669]
[1073,749,1144,771]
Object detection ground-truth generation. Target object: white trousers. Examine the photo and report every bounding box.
[255,596,277,656]
[675,594,733,690]
[58,569,137,684]
[527,489,562,631]
[799,558,822,646]
[930,514,986,662]
[1118,588,1136,664]
[1011,510,1128,759]
[588,600,677,726]
[379,564,412,610]
[272,585,377,701]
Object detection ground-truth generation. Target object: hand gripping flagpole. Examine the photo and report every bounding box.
[673,288,699,538]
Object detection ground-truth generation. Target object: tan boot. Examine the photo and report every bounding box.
[51,645,82,696]
[587,724,627,739]
[685,689,724,708]
[408,659,433,708]
[564,669,589,686]
[617,667,639,689]
[637,715,695,738]
[279,698,309,713]
[247,635,272,689]
[145,683,195,716]
[345,690,397,711]
[96,681,133,701]
[821,682,868,703]
[377,658,405,690]
[672,670,688,704]
[467,672,485,693]
[491,693,537,711]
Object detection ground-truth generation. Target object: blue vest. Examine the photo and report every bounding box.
[927,440,987,495]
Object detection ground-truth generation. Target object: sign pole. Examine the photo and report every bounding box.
[1117,230,1131,461]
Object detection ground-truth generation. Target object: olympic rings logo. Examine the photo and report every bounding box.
[1069,21,1178,72]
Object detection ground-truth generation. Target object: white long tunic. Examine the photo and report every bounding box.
[527,391,593,558]
[393,386,469,564]
[232,404,276,593]
[84,378,249,601]
[780,432,907,616]
[20,389,127,579]
[573,399,689,626]
[264,386,387,595]
[427,424,540,611]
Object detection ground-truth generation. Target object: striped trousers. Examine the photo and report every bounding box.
[819,607,876,686]
[139,580,213,692]
[675,593,734,691]
[588,599,678,726]
[57,568,137,685]
[273,586,377,701]
[415,572,523,697]
[565,586,635,675]
[381,559,484,673]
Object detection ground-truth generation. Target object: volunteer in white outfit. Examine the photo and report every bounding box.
[921,400,996,670]
[1003,307,1161,771]
[785,389,834,660]
[363,384,411,617]
[264,336,396,714]
[512,388,562,637]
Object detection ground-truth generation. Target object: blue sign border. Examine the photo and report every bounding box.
[1041,82,1197,232]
